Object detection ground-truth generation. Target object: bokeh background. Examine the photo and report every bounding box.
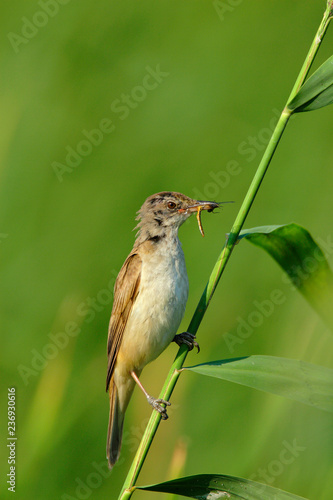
[1,1,333,499]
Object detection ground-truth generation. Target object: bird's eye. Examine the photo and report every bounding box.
[167,201,177,210]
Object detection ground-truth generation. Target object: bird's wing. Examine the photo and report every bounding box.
[106,251,142,390]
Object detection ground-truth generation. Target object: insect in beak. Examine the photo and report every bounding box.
[184,199,227,237]
[196,206,205,237]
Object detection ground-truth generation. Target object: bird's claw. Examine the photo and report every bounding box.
[147,396,171,420]
[173,331,200,353]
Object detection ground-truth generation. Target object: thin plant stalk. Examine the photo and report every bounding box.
[118,6,332,499]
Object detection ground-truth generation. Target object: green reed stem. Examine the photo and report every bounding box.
[118,6,332,499]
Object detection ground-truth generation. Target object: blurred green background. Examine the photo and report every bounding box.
[1,1,333,499]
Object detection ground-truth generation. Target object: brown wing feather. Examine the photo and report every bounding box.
[106,252,142,391]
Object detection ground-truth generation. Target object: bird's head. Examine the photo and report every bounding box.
[135,191,221,244]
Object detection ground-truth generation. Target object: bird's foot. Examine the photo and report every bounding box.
[147,396,171,420]
[173,331,200,353]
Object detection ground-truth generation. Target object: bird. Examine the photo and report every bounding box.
[106,191,220,469]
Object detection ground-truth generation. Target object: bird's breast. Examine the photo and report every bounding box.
[119,237,189,371]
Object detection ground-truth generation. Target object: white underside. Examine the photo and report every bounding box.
[117,235,189,376]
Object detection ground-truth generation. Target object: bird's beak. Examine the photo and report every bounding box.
[185,200,220,214]
[181,200,221,237]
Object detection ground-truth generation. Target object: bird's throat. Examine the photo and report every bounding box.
[134,222,179,248]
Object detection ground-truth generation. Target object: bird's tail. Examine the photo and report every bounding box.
[106,377,124,470]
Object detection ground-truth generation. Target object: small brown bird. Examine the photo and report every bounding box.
[106,191,220,469]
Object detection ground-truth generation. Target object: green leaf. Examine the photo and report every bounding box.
[184,356,333,412]
[137,474,308,499]
[238,223,333,330]
[297,84,333,112]
[288,55,333,112]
